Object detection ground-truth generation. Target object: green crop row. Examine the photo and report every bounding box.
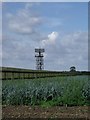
[2,75,90,107]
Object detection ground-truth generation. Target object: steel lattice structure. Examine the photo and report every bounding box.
[35,48,45,70]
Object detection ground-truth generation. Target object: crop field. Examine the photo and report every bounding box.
[2,75,90,107]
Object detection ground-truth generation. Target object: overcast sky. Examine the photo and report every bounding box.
[2,2,88,71]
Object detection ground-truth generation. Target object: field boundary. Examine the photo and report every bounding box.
[1,67,90,80]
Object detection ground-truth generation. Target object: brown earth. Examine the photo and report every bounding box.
[2,105,90,119]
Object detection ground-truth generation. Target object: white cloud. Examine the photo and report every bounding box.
[61,31,88,53]
[2,31,88,71]
[7,3,42,35]
[3,3,88,71]
[43,31,88,71]
[25,3,33,9]
[41,31,59,46]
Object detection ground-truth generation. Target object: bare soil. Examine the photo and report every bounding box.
[2,105,90,119]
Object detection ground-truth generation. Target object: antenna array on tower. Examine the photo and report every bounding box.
[35,48,45,70]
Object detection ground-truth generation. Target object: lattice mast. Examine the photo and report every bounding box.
[35,48,45,70]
